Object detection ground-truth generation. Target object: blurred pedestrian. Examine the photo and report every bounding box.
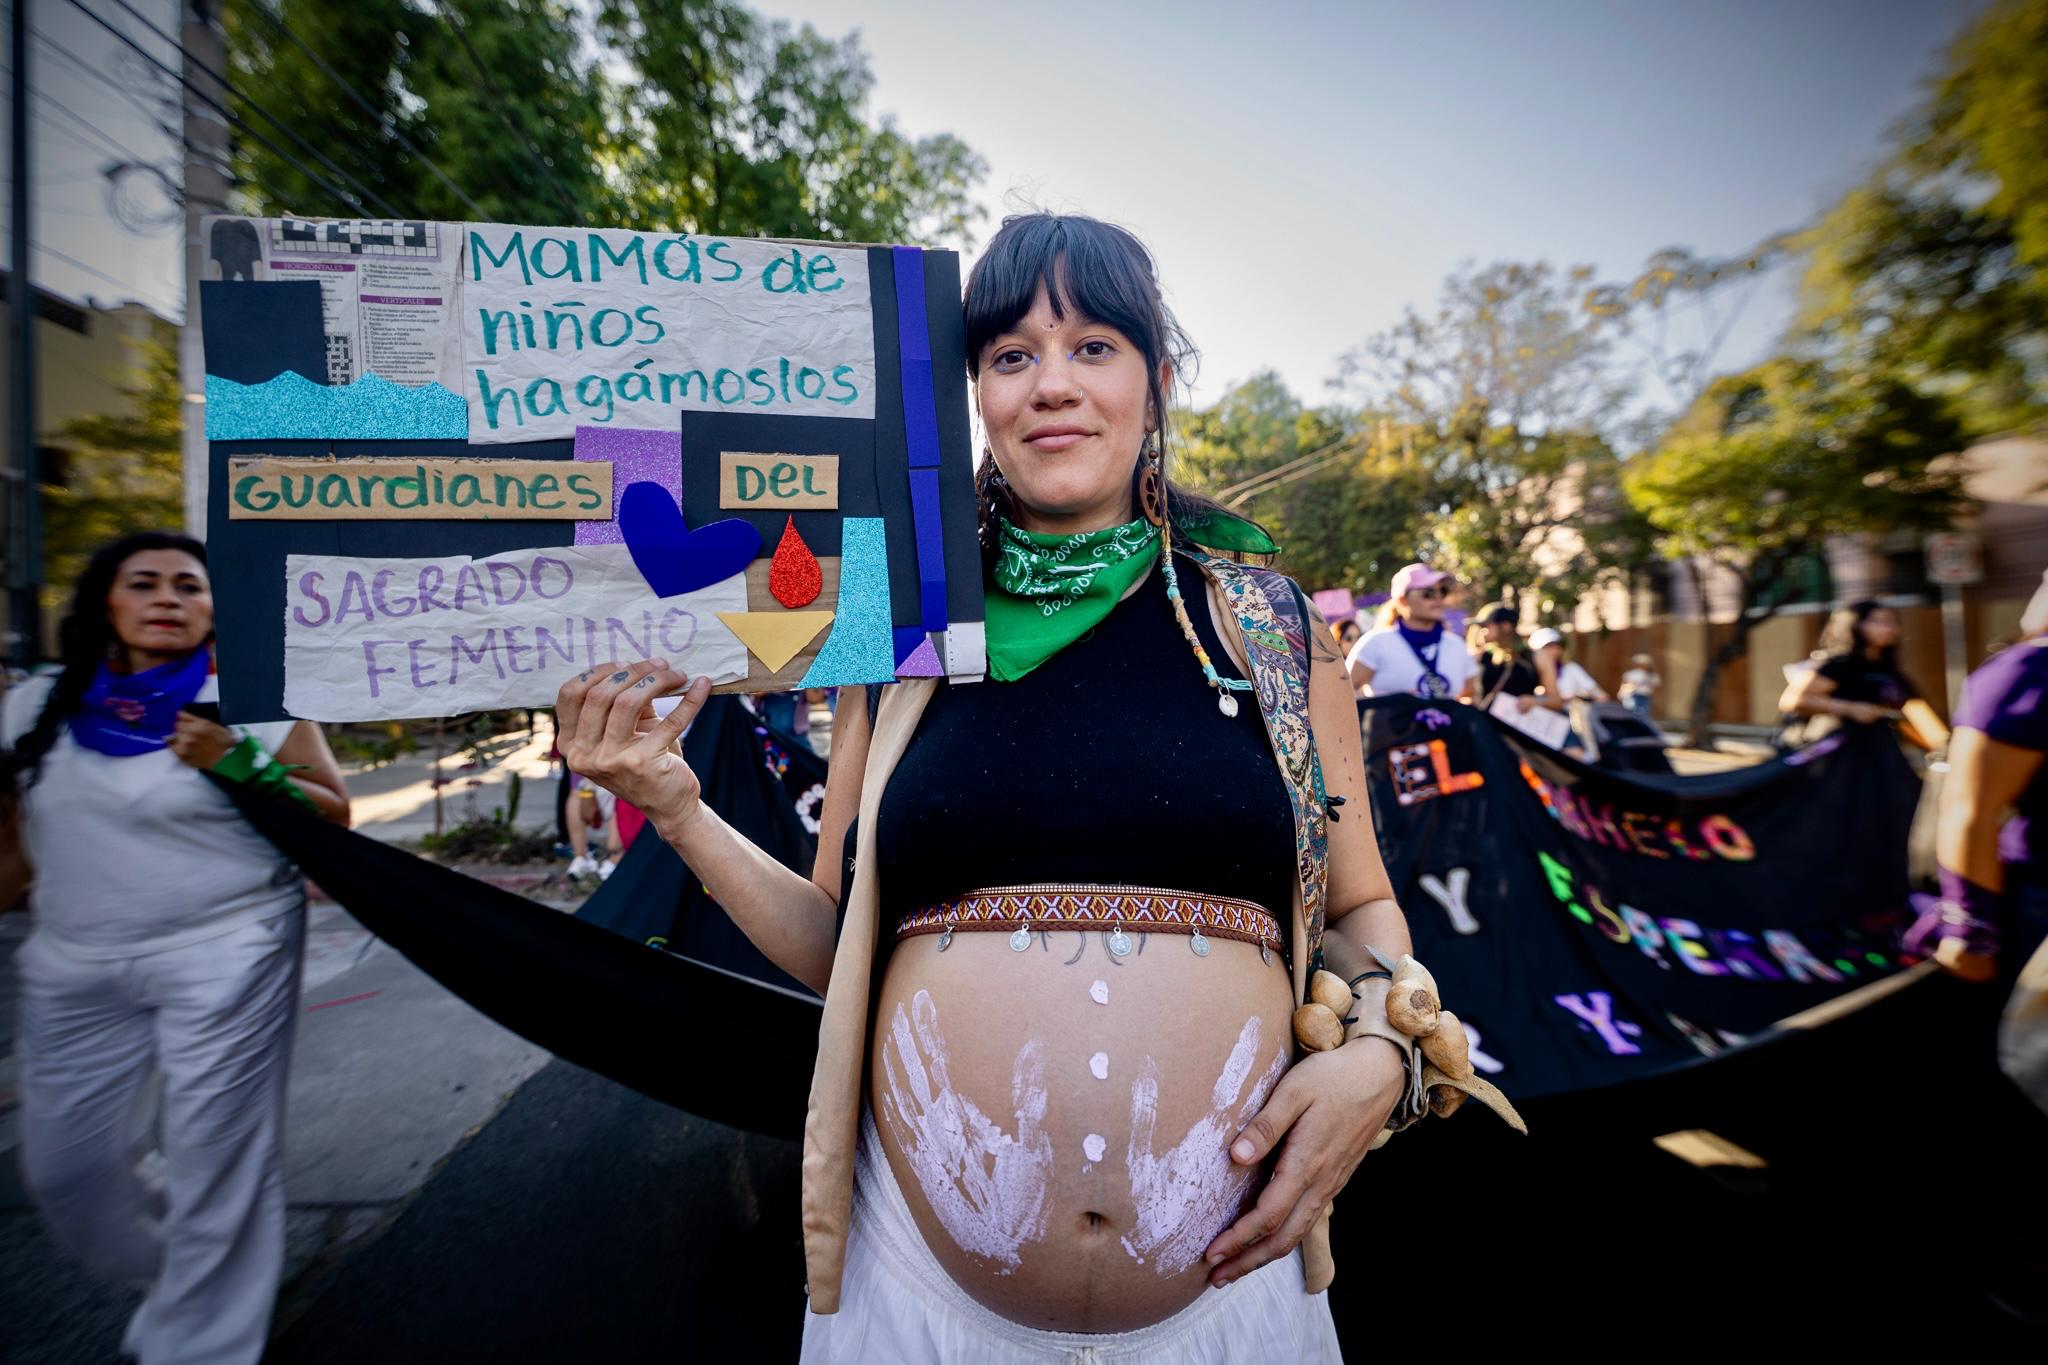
[1779,600,1951,750]
[1473,603,1546,710]
[1912,573,2048,983]
[1336,616,1364,657]
[0,532,350,1365]
[1525,627,1604,751]
[1346,563,1476,699]
[1620,653,1661,720]
[1528,628,1608,702]
[566,772,621,878]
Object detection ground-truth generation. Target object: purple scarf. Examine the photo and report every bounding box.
[68,650,212,757]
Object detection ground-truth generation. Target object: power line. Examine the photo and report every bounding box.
[0,61,159,169]
[92,0,409,219]
[88,0,405,218]
[25,37,293,210]
[29,26,182,147]
[65,0,404,218]
[22,237,182,318]
[428,0,582,218]
[35,98,148,167]
[29,26,180,147]
[244,0,487,219]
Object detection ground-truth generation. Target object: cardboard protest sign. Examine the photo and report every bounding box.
[199,216,985,723]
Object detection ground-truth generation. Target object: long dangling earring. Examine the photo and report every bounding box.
[979,447,1015,554]
[1139,438,1165,527]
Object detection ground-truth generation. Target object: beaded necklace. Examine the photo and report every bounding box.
[1158,526,1257,718]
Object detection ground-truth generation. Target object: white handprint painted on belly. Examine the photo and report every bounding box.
[878,989,1054,1273]
[1120,1016,1286,1275]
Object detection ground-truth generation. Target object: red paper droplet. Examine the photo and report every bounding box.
[769,516,823,609]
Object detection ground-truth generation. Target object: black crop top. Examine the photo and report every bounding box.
[871,554,1297,917]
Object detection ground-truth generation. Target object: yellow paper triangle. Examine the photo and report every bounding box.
[716,611,836,673]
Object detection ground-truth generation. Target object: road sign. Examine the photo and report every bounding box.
[1925,531,1983,586]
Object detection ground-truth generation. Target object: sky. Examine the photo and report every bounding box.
[5,0,1985,412]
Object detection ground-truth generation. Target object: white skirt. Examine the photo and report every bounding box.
[800,1114,1344,1364]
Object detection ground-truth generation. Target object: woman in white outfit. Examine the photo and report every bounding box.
[1,531,350,1365]
[1344,563,1476,700]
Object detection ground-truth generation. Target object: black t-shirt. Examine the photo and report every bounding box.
[1814,652,1920,710]
[1480,647,1540,701]
[867,553,1298,918]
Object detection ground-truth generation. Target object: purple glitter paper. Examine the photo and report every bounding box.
[574,426,683,545]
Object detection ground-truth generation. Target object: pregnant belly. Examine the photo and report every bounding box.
[868,926,1295,1333]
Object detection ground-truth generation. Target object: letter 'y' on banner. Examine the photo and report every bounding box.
[1554,991,1644,1056]
[1419,867,1480,935]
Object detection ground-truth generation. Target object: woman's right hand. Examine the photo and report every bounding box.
[1841,701,1886,724]
[554,659,713,830]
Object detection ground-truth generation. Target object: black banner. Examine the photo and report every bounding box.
[219,692,1927,1141]
[1362,696,1925,1097]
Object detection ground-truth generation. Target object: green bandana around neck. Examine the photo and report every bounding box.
[986,515,1161,681]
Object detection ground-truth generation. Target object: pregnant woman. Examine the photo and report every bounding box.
[556,214,1414,1361]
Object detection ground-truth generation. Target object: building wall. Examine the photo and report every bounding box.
[1,278,177,657]
[1544,440,2047,729]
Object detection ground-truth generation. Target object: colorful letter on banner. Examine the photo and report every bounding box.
[892,246,949,635]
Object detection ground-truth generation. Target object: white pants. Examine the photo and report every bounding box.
[14,912,303,1365]
[801,1114,1345,1364]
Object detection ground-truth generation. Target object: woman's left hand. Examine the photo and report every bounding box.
[1201,1036,1407,1287]
[168,712,238,770]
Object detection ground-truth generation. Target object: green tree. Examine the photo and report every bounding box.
[1798,0,2048,436]
[40,340,186,616]
[1335,261,1643,610]
[596,1,986,242]
[225,0,986,245]
[226,0,618,224]
[1175,372,1431,593]
[1624,357,1968,746]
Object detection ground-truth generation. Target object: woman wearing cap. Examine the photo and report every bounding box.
[1346,564,1476,700]
[1527,628,1606,751]
[1528,629,1608,704]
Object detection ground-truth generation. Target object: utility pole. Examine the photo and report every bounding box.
[6,0,38,666]
[180,0,230,536]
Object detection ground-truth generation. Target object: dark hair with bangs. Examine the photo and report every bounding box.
[964,213,1265,560]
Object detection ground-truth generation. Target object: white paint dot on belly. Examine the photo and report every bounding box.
[1090,1052,1109,1080]
[1083,1133,1107,1163]
[1089,980,1109,1006]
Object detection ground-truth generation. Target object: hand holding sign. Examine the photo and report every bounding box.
[555,660,714,832]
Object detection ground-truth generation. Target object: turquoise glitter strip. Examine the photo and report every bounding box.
[205,371,468,441]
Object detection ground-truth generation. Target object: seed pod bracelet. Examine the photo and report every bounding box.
[1290,948,1527,1143]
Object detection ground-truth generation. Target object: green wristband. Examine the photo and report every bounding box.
[211,734,319,814]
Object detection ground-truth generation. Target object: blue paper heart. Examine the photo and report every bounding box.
[617,481,762,598]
